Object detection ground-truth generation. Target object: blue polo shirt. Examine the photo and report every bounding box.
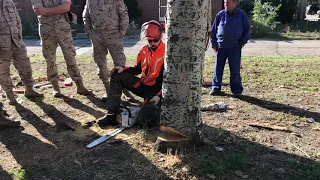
[211,8,250,49]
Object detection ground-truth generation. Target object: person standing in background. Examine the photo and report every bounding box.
[31,0,91,97]
[0,0,43,105]
[83,0,129,101]
[210,0,250,96]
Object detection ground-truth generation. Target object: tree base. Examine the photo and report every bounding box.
[155,132,201,154]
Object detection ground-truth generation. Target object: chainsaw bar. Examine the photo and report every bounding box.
[86,127,126,149]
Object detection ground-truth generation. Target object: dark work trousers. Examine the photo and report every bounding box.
[211,47,243,95]
[107,72,160,112]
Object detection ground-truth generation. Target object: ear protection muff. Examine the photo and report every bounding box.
[142,20,165,33]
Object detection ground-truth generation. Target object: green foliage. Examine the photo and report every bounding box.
[124,0,142,22]
[253,0,281,30]
[9,167,26,180]
[263,0,299,23]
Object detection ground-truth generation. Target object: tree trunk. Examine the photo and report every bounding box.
[156,0,212,152]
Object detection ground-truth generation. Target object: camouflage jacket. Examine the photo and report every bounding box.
[83,0,129,37]
[31,0,71,33]
[0,0,22,50]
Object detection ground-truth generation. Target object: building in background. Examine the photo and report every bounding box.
[13,0,223,35]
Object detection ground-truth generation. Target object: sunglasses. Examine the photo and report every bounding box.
[148,38,160,43]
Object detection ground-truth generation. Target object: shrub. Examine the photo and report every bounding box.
[253,0,281,30]
[250,20,273,38]
[263,0,299,23]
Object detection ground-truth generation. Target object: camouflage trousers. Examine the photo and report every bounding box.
[0,43,34,92]
[40,31,82,83]
[88,30,126,88]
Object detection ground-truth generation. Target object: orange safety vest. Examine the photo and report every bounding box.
[134,41,165,87]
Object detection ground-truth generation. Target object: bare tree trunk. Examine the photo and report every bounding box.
[156,0,212,152]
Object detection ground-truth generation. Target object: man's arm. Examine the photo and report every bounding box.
[210,13,220,51]
[33,2,71,16]
[82,0,91,32]
[147,65,164,105]
[31,0,43,9]
[239,12,250,45]
[15,8,22,37]
[123,58,142,75]
[117,0,129,38]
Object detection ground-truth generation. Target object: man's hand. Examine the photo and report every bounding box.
[33,8,48,16]
[149,96,160,105]
[110,66,124,75]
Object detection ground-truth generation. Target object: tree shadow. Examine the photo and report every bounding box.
[2,98,320,179]
[86,95,109,110]
[179,124,320,179]
[1,102,170,179]
[62,96,105,119]
[233,94,320,122]
[0,167,11,180]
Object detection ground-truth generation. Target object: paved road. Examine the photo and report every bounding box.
[24,35,320,57]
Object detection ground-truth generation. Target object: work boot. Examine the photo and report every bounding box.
[75,80,92,95]
[101,93,108,102]
[52,81,62,97]
[209,90,226,96]
[6,91,17,105]
[97,113,118,127]
[24,86,44,98]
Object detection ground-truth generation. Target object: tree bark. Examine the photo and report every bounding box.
[157,0,212,152]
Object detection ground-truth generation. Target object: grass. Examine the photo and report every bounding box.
[287,158,320,180]
[252,20,320,40]
[2,54,320,179]
[203,56,320,92]
[9,167,26,180]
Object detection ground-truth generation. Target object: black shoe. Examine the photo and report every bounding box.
[209,90,226,96]
[101,94,108,102]
[232,93,242,98]
[97,113,118,127]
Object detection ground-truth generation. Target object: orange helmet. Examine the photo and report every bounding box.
[141,20,165,41]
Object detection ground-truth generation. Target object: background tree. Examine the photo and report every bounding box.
[124,0,142,22]
[262,0,299,23]
[156,0,212,152]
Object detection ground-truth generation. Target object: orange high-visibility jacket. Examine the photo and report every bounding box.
[124,41,165,93]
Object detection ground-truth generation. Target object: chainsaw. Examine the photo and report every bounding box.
[86,106,141,148]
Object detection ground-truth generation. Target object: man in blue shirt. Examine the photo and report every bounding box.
[210,0,250,96]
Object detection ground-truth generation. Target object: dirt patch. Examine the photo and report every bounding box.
[0,55,319,179]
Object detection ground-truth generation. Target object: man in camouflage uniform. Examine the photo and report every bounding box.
[83,0,129,100]
[0,101,20,129]
[0,0,43,105]
[31,0,91,97]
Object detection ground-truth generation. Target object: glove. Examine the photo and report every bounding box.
[111,66,124,75]
[149,96,160,106]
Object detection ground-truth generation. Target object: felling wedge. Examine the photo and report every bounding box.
[158,125,189,142]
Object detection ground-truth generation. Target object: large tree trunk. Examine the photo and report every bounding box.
[156,0,212,152]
